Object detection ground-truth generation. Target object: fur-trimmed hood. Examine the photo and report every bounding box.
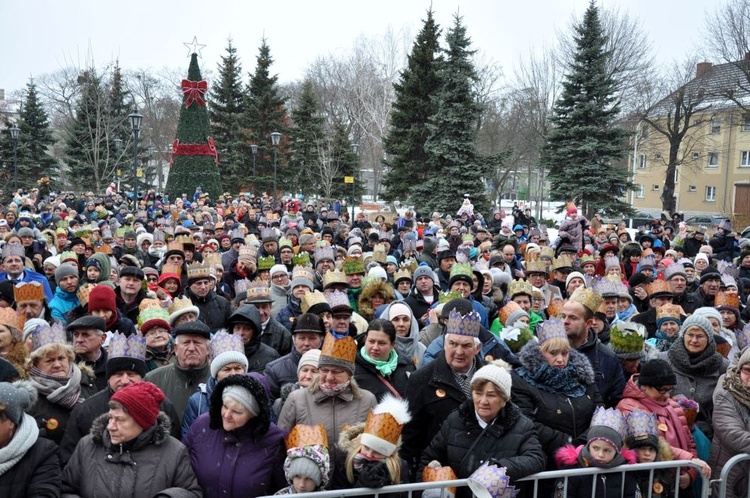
[209,373,271,442]
[358,280,396,320]
[555,444,637,467]
[517,342,596,385]
[90,411,171,448]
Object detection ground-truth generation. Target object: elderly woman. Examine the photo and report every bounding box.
[662,314,728,439]
[25,322,97,444]
[0,308,27,377]
[420,362,546,498]
[354,319,416,401]
[510,318,602,468]
[0,381,61,497]
[62,381,201,497]
[648,304,682,353]
[710,347,750,497]
[184,374,286,498]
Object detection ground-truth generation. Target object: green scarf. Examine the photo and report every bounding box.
[361,347,398,377]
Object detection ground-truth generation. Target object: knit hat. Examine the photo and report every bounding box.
[287,456,323,487]
[693,306,722,324]
[110,382,166,429]
[737,347,750,369]
[699,269,721,284]
[565,271,586,290]
[55,263,78,284]
[679,313,714,340]
[223,384,260,416]
[413,265,435,283]
[587,407,627,452]
[388,302,411,321]
[88,284,117,314]
[0,381,37,424]
[270,264,288,279]
[638,359,677,387]
[498,301,528,328]
[298,348,321,375]
[210,331,249,378]
[694,253,709,266]
[471,361,512,399]
[22,318,48,342]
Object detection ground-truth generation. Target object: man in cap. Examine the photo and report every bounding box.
[435,250,456,292]
[144,321,211,423]
[418,235,439,270]
[68,315,109,391]
[226,304,280,373]
[115,266,148,325]
[685,269,722,313]
[0,243,54,301]
[49,263,80,324]
[186,263,232,331]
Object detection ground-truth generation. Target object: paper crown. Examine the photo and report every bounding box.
[30,321,67,350]
[361,394,412,457]
[175,234,194,248]
[186,261,212,280]
[646,279,673,297]
[393,268,412,283]
[137,305,170,330]
[138,298,164,314]
[278,237,293,250]
[95,244,113,255]
[260,228,276,242]
[422,465,458,496]
[292,252,311,267]
[579,254,596,267]
[639,255,656,269]
[569,287,603,313]
[401,257,418,274]
[323,269,348,289]
[508,279,534,298]
[610,322,646,359]
[161,263,183,276]
[603,255,620,270]
[245,281,272,302]
[114,227,127,237]
[302,290,330,313]
[77,283,95,307]
[717,261,740,279]
[536,317,568,344]
[590,406,628,440]
[320,332,356,363]
[445,308,481,337]
[209,331,244,362]
[450,261,473,279]
[468,463,520,498]
[524,259,548,274]
[292,265,315,283]
[342,256,365,275]
[238,246,257,261]
[545,299,565,318]
[153,230,165,243]
[326,290,352,311]
[168,296,197,315]
[438,290,463,304]
[540,247,555,260]
[625,408,658,437]
[1,243,25,260]
[499,301,524,326]
[0,308,20,330]
[59,251,77,264]
[552,255,574,271]
[402,238,417,253]
[501,326,535,353]
[313,245,335,264]
[593,276,620,297]
[664,263,685,280]
[14,282,45,302]
[285,424,329,450]
[257,255,276,271]
[166,240,184,253]
[108,331,147,361]
[715,291,740,309]
[234,278,252,295]
[722,274,737,289]
[656,303,683,323]
[372,244,388,264]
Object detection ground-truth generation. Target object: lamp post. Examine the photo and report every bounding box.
[351,142,359,223]
[270,131,281,199]
[147,145,156,191]
[128,110,143,205]
[250,144,258,194]
[113,138,123,190]
[9,126,20,193]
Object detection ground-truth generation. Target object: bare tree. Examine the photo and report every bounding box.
[313,135,344,200]
[705,0,750,110]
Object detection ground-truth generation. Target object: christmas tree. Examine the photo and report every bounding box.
[166,44,223,200]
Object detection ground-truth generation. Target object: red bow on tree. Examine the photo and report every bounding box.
[181,79,207,107]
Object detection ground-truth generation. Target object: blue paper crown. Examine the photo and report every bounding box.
[468,463,520,498]
[535,317,568,344]
[31,322,67,351]
[108,332,147,361]
[590,406,627,440]
[593,276,620,297]
[210,331,245,362]
[625,408,658,437]
[446,309,481,338]
[1,243,25,260]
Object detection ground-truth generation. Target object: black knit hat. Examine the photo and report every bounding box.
[106,356,147,379]
[624,434,660,452]
[638,359,677,387]
[628,273,652,289]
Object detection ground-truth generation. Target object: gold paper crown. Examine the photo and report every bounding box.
[0,308,20,330]
[552,255,574,271]
[343,256,365,275]
[176,234,194,248]
[168,296,196,315]
[372,244,387,264]
[13,282,45,302]
[508,279,534,298]
[244,281,272,302]
[579,254,596,267]
[423,466,458,496]
[77,284,94,307]
[60,251,77,263]
[187,261,212,280]
[138,298,164,314]
[540,246,555,260]
[715,291,740,309]
[161,263,183,276]
[646,279,673,297]
[257,255,276,271]
[238,246,258,261]
[323,269,348,289]
[95,244,113,255]
[400,257,418,274]
[569,287,603,313]
[656,303,683,322]
[360,395,412,457]
[525,259,548,274]
[285,424,329,450]
[302,290,330,313]
[546,299,565,318]
[320,332,357,364]
[166,240,184,253]
[393,268,412,283]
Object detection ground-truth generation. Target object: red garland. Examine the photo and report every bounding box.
[170,137,219,167]
[181,79,207,107]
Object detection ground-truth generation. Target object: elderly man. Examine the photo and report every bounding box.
[402,308,485,471]
[227,304,280,373]
[144,321,211,423]
[245,282,292,356]
[685,269,722,313]
[185,262,231,331]
[525,258,562,307]
[0,243,53,301]
[68,315,108,391]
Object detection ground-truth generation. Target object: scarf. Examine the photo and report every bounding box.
[723,366,750,411]
[578,444,626,469]
[617,304,637,322]
[29,363,83,409]
[0,413,39,476]
[667,338,723,377]
[517,362,586,398]
[319,380,351,398]
[353,451,385,473]
[654,332,678,353]
[361,347,398,377]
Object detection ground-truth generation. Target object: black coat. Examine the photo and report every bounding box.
[576,330,626,408]
[264,348,302,400]
[354,349,415,401]
[261,318,293,356]
[420,401,546,498]
[0,430,61,497]
[188,288,233,332]
[403,286,441,327]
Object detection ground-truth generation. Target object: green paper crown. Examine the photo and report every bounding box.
[292,252,311,267]
[610,322,646,359]
[449,262,473,279]
[257,256,276,271]
[438,290,463,304]
[501,325,534,353]
[342,256,365,275]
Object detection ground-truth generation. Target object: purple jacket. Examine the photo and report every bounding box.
[184,412,287,498]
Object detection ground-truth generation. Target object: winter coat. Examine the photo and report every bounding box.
[231,304,281,372]
[49,286,80,324]
[264,347,303,400]
[144,359,211,426]
[420,400,546,498]
[276,296,303,331]
[576,330,626,407]
[61,412,201,498]
[709,373,750,498]
[558,216,588,252]
[0,423,61,498]
[114,288,148,326]
[403,285,441,328]
[271,284,290,319]
[76,348,108,391]
[59,386,182,465]
[510,345,603,467]
[0,269,54,301]
[262,318,293,356]
[358,280,397,322]
[181,376,216,437]
[354,348,415,401]
[183,374,287,498]
[554,444,638,498]
[631,438,676,498]
[187,288,232,332]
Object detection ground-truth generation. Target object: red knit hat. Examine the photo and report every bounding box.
[110,382,165,429]
[88,285,117,314]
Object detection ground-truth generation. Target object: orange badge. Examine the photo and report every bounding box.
[46,418,59,431]
[657,423,668,433]
[435,389,446,398]
[653,483,663,494]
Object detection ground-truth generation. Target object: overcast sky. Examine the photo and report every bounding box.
[0,0,721,97]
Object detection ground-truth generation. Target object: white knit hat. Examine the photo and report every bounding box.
[297,348,321,375]
[270,264,288,278]
[471,361,512,399]
[565,271,586,290]
[210,350,249,378]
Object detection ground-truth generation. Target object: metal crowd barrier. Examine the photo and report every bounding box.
[712,453,750,498]
[258,479,469,498]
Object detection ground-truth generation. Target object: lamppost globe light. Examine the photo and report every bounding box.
[9,126,20,141]
[128,110,143,133]
[350,142,359,223]
[113,138,122,150]
[270,132,281,199]
[128,109,143,203]
[9,126,20,192]
[250,144,258,155]
[270,131,281,147]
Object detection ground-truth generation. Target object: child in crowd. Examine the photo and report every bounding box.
[276,424,331,495]
[624,409,676,498]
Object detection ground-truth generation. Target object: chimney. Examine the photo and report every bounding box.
[696,62,712,77]
[745,52,750,62]
[0,89,4,101]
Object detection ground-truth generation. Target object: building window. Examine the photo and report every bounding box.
[744,114,750,131]
[742,151,750,167]
[641,125,649,138]
[711,118,721,134]
[638,154,647,169]
[636,184,644,198]
[707,152,719,168]
[705,186,716,202]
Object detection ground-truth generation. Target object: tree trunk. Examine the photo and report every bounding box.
[661,141,679,215]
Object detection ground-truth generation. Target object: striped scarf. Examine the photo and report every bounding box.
[28,363,83,410]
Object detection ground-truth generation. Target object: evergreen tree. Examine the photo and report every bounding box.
[382,8,441,203]
[329,117,365,202]
[208,39,247,190]
[541,1,633,217]
[165,53,223,200]
[244,38,289,197]
[108,63,139,194]
[415,14,487,214]
[289,80,324,195]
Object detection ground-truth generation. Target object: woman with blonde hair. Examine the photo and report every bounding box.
[0,308,27,377]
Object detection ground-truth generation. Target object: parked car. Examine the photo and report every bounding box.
[683,215,730,228]
[602,212,659,229]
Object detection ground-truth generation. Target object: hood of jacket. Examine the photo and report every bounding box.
[555,444,637,467]
[381,301,421,361]
[90,411,171,449]
[88,252,112,283]
[208,373,271,442]
[518,342,596,385]
[228,304,264,353]
[54,284,79,301]
[358,280,396,320]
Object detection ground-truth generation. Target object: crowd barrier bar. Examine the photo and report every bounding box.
[712,452,750,498]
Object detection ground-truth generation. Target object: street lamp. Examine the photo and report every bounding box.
[147,145,156,191]
[9,126,20,193]
[113,138,123,189]
[270,132,281,199]
[250,144,258,176]
[128,109,143,204]
[350,142,359,223]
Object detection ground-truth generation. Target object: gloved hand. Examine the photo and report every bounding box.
[357,460,390,488]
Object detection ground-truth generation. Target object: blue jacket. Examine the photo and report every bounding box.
[0,270,54,301]
[429,295,488,329]
[182,376,216,438]
[49,286,80,323]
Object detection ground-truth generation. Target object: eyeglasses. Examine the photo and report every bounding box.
[684,333,707,342]
[653,386,673,395]
[272,274,288,281]
[319,367,346,376]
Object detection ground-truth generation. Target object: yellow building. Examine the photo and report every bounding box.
[630,61,750,221]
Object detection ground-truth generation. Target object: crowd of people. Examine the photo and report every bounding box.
[0,187,748,498]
